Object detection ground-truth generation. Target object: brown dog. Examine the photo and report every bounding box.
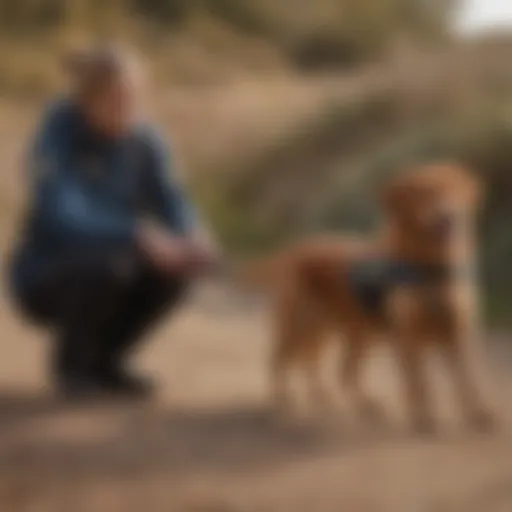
[244,162,495,432]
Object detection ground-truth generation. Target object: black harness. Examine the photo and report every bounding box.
[347,260,461,320]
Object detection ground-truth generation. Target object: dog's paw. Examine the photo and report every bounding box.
[412,415,437,436]
[469,408,496,433]
[357,398,387,426]
[310,394,338,417]
[270,398,302,427]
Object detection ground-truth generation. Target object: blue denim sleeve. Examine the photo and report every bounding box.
[28,102,136,247]
[143,129,197,236]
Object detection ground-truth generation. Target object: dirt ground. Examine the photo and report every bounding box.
[0,101,510,512]
[0,283,510,512]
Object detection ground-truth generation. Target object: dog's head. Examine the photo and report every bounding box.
[383,163,483,247]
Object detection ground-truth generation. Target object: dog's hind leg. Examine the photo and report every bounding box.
[301,332,333,414]
[270,340,295,415]
[271,289,327,417]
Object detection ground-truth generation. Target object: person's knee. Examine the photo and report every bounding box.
[84,252,141,293]
[134,261,189,304]
[66,253,138,313]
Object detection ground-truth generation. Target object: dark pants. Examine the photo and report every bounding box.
[19,250,187,383]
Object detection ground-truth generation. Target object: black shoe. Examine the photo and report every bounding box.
[55,373,106,402]
[96,367,155,399]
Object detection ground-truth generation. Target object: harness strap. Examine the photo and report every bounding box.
[347,259,467,319]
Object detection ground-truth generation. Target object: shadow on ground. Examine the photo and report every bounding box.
[0,341,507,489]
[0,389,418,486]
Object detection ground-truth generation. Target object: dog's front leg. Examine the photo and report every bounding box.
[389,290,435,433]
[340,327,385,423]
[442,336,495,430]
[396,336,434,433]
[440,288,495,431]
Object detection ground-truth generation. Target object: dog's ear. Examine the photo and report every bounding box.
[461,167,484,209]
[442,163,485,209]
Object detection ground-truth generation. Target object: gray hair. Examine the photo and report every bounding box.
[63,43,142,99]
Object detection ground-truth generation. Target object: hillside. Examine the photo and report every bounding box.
[1,2,512,321]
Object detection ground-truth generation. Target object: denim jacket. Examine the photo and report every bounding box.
[9,98,197,296]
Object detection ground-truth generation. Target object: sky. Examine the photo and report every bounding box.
[458,0,512,34]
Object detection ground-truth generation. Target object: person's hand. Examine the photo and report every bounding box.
[136,222,224,277]
[136,221,190,274]
[184,234,224,276]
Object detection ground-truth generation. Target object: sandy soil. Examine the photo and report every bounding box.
[0,284,510,512]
